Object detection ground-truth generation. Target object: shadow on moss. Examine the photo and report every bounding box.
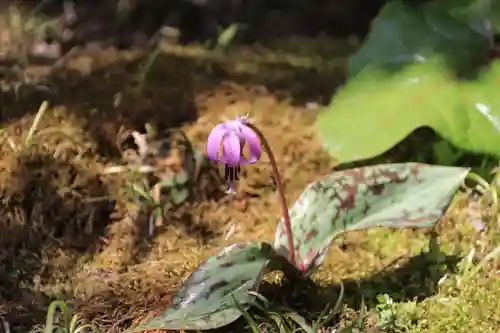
[248,234,462,329]
[0,151,114,329]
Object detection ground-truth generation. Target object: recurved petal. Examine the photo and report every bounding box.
[206,123,226,161]
[222,132,241,166]
[240,124,261,165]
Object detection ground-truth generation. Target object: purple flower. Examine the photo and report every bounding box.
[206,116,261,166]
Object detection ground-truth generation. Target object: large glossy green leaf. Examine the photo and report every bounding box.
[131,242,276,331]
[273,163,469,273]
[318,59,500,164]
[348,0,490,78]
[316,0,500,164]
[435,0,500,35]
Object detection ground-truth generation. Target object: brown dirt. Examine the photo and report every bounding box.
[0,40,339,332]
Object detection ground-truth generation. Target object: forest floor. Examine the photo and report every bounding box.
[0,4,498,333]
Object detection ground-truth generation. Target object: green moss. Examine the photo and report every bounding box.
[413,276,500,333]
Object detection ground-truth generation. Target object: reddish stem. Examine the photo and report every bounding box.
[245,122,296,266]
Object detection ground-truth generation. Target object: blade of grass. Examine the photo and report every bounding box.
[69,315,79,333]
[129,183,153,202]
[268,312,290,333]
[216,24,240,49]
[25,101,49,146]
[462,248,476,276]
[284,312,315,333]
[72,323,101,333]
[232,294,260,333]
[44,300,72,333]
[468,246,500,278]
[248,291,271,309]
[137,46,162,92]
[313,281,345,330]
[354,283,367,330]
[467,172,490,194]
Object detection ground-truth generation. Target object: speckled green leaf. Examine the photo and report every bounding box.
[273,163,469,273]
[131,242,276,331]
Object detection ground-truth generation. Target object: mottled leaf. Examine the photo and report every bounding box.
[132,242,276,331]
[273,163,469,273]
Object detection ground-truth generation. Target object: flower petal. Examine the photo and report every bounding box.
[206,123,226,161]
[240,125,261,165]
[222,132,241,165]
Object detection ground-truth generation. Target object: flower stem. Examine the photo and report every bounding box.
[245,122,296,266]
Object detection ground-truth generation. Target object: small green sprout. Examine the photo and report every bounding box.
[31,300,100,333]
